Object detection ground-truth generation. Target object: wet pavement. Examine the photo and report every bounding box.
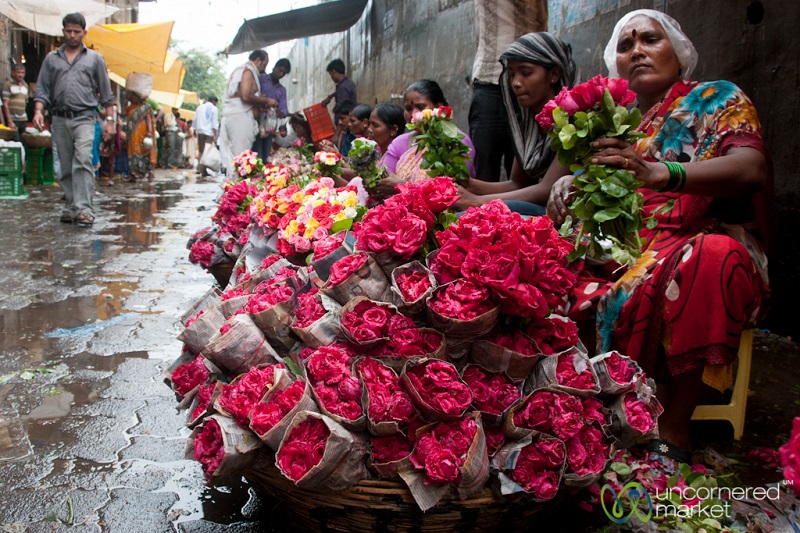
[0,171,268,532]
[0,170,797,532]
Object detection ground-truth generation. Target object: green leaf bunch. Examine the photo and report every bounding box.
[408,114,471,183]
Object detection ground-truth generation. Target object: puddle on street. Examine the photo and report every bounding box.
[100,190,186,254]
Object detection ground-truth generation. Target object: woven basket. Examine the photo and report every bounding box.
[245,463,551,532]
[21,133,52,149]
[0,129,16,141]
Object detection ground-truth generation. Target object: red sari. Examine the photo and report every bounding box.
[568,80,769,387]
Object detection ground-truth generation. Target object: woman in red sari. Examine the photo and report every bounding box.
[548,10,770,461]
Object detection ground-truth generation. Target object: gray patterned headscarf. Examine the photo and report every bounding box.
[500,32,578,181]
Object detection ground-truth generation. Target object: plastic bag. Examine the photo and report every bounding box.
[199,142,221,173]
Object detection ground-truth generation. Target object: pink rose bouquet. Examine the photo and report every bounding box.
[604,352,638,385]
[406,106,471,183]
[410,416,479,484]
[328,253,368,287]
[428,280,495,321]
[171,354,210,396]
[217,364,284,428]
[276,415,330,481]
[527,316,579,355]
[189,240,221,269]
[555,352,597,390]
[506,437,565,500]
[369,327,442,360]
[396,270,433,303]
[250,380,306,436]
[241,283,294,314]
[431,200,575,318]
[212,179,258,239]
[306,345,363,422]
[622,393,655,434]
[340,299,401,343]
[191,381,217,423]
[371,433,413,464]
[403,360,473,419]
[461,365,520,416]
[292,289,327,329]
[565,424,610,477]
[512,390,585,440]
[357,358,415,427]
[484,330,538,356]
[312,232,346,260]
[534,75,649,266]
[193,418,224,480]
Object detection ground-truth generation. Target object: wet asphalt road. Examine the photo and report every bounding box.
[0,171,270,532]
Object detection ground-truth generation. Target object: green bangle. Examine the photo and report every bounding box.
[658,161,686,192]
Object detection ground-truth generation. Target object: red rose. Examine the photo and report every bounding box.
[623,394,655,433]
[416,177,460,212]
[392,215,428,259]
[328,253,368,287]
[424,447,461,484]
[396,270,432,302]
[371,434,413,463]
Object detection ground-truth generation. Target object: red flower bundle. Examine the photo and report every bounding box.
[276,415,330,481]
[623,393,655,434]
[212,180,258,238]
[396,270,432,303]
[217,364,283,428]
[369,327,442,359]
[513,390,585,441]
[221,287,250,301]
[527,316,579,355]
[605,352,637,385]
[404,360,472,418]
[431,200,575,318]
[189,240,217,268]
[428,280,494,321]
[260,255,281,271]
[191,381,217,422]
[484,330,538,356]
[250,380,306,436]
[193,418,224,480]
[293,289,326,329]
[266,267,299,286]
[357,358,415,425]
[410,416,478,484]
[371,433,413,464]
[328,253,368,287]
[461,365,520,415]
[508,437,565,500]
[565,424,610,477]
[242,283,294,314]
[582,397,608,426]
[312,232,346,260]
[555,352,596,390]
[172,354,210,396]
[780,417,800,495]
[484,424,506,457]
[306,345,363,421]
[341,299,410,343]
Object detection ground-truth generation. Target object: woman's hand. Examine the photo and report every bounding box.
[373,173,403,200]
[453,184,481,211]
[317,139,339,154]
[589,138,668,190]
[547,175,575,226]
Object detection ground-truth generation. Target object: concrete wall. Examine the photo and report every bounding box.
[283,0,799,337]
[284,0,477,131]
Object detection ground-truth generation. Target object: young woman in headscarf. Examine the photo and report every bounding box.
[455,32,577,215]
[547,10,770,462]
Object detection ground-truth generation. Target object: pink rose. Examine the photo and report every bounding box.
[328,253,368,286]
[535,99,558,130]
[392,215,428,259]
[416,177,460,212]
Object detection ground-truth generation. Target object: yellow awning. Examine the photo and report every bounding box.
[85,22,174,75]
[107,51,186,95]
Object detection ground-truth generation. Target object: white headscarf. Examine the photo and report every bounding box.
[603,10,698,80]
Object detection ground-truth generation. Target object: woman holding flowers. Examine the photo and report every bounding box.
[548,10,770,460]
[368,103,406,161]
[374,80,477,199]
[456,32,577,215]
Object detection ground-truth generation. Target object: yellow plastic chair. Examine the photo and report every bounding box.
[691,329,755,440]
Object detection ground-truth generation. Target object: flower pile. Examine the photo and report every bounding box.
[231,150,266,180]
[535,75,650,266]
[176,174,667,513]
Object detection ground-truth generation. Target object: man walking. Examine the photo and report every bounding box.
[194,95,218,176]
[219,50,276,174]
[33,13,114,227]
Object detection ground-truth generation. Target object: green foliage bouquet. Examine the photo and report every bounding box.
[347,137,386,189]
[407,106,471,183]
[536,75,649,266]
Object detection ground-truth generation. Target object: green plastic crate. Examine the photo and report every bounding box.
[25,147,55,185]
[0,146,23,173]
[0,171,25,198]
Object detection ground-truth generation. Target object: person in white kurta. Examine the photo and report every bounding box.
[218,50,277,174]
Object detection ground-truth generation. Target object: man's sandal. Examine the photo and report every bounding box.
[75,213,95,227]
